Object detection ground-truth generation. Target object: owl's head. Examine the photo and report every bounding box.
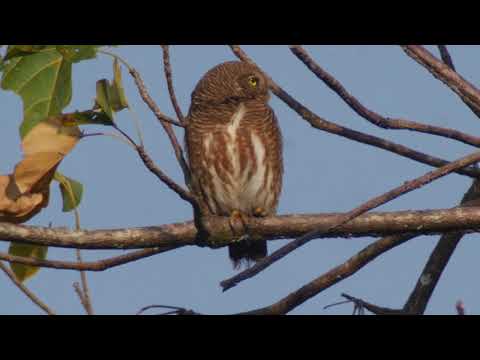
[191,61,269,106]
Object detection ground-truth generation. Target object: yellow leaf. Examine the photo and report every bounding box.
[0,175,47,223]
[22,115,81,156]
[13,152,63,194]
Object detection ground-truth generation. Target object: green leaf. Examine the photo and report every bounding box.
[9,243,48,283]
[67,110,115,126]
[110,58,129,111]
[1,48,73,138]
[93,59,129,122]
[4,45,53,61]
[56,45,103,63]
[95,79,115,121]
[54,172,84,212]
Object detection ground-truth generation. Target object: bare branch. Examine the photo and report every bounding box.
[289,45,480,148]
[136,145,196,206]
[229,45,480,178]
[161,45,185,124]
[129,67,191,184]
[0,261,56,315]
[438,45,456,71]
[75,250,94,315]
[136,304,199,315]
[402,45,480,117]
[403,179,480,314]
[0,247,174,271]
[236,234,415,315]
[221,149,480,291]
[340,294,404,315]
[4,207,480,251]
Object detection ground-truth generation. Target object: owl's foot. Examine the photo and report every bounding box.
[229,210,248,238]
[253,207,268,218]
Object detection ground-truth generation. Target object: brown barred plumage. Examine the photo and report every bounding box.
[185,61,283,268]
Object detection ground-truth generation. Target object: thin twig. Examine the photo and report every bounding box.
[0,247,176,271]
[136,145,197,206]
[438,45,456,71]
[289,45,480,148]
[0,261,56,315]
[228,45,480,178]
[340,294,404,315]
[221,150,480,291]
[129,68,189,178]
[75,250,94,315]
[161,45,185,124]
[136,304,199,315]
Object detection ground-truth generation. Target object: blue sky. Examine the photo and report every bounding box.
[1,45,480,315]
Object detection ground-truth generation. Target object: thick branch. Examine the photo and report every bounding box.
[229,45,480,178]
[402,45,480,116]
[3,207,480,250]
[403,179,480,314]
[289,45,480,148]
[400,48,480,315]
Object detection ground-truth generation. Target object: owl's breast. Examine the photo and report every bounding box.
[199,103,275,216]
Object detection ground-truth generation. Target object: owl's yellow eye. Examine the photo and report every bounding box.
[248,76,258,88]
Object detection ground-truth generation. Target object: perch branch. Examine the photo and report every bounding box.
[3,207,480,250]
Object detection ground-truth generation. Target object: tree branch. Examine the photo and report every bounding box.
[161,45,185,124]
[136,145,196,206]
[402,45,480,117]
[3,207,480,251]
[437,45,455,71]
[403,179,480,314]
[229,45,480,178]
[75,249,94,315]
[0,247,174,271]
[288,45,480,148]
[0,261,56,315]
[399,48,480,315]
[237,234,415,315]
[129,67,191,184]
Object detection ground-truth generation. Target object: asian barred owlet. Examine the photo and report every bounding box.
[185,61,283,268]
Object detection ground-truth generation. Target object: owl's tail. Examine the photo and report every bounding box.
[228,237,267,269]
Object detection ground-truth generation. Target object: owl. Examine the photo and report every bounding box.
[185,61,283,268]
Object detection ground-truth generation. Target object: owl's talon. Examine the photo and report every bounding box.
[253,207,268,217]
[229,210,248,237]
